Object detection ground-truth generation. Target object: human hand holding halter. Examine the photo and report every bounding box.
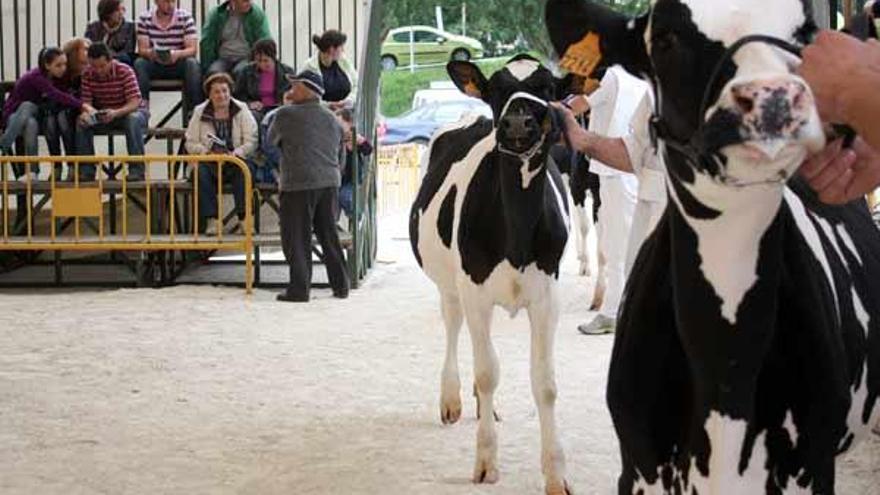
[801,137,880,205]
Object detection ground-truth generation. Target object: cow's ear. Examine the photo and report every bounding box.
[447,61,490,101]
[545,0,651,79]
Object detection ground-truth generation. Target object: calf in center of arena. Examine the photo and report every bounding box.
[409,55,572,494]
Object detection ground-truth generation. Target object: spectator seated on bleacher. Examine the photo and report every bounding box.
[74,42,148,182]
[302,30,358,111]
[84,0,137,67]
[0,47,95,181]
[200,0,272,77]
[334,108,373,220]
[234,38,295,125]
[184,73,258,235]
[134,0,203,120]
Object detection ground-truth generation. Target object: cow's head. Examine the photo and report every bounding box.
[546,0,826,198]
[448,55,567,161]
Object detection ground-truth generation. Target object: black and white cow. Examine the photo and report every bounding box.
[547,0,879,493]
[409,55,572,494]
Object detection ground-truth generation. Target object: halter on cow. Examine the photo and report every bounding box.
[547,0,880,493]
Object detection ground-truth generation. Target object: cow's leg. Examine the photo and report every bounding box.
[572,203,591,277]
[528,288,570,495]
[440,292,464,425]
[464,298,500,484]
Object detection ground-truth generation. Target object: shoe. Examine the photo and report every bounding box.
[203,219,221,236]
[227,217,243,235]
[333,290,349,299]
[277,293,309,303]
[873,420,880,437]
[577,314,616,335]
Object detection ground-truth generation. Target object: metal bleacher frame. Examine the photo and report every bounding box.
[0,0,381,291]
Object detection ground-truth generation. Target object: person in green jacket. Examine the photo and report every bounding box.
[200,0,271,76]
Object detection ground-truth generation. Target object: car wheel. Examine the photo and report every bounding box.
[380,55,398,71]
[451,49,471,62]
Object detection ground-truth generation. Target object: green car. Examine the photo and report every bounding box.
[381,26,484,70]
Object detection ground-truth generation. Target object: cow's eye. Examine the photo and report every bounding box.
[651,31,678,52]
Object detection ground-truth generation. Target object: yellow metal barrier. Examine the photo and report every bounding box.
[376,144,423,217]
[0,154,254,293]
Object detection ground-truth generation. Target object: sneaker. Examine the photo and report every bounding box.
[227,217,243,235]
[203,219,221,236]
[577,314,616,335]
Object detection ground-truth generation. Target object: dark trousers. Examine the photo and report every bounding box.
[280,188,350,300]
[197,160,254,223]
[133,57,204,117]
[74,112,147,180]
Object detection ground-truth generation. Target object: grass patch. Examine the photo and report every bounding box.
[379,58,507,117]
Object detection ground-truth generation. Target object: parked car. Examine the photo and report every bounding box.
[378,99,491,146]
[381,26,484,71]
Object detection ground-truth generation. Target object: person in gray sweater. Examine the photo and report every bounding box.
[268,70,349,302]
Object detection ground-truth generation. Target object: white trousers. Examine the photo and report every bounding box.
[625,199,666,277]
[597,175,638,319]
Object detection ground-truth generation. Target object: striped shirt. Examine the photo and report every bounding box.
[81,60,145,111]
[136,8,198,51]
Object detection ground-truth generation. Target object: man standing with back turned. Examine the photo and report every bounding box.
[269,70,350,303]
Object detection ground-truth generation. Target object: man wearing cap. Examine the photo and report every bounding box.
[268,69,350,302]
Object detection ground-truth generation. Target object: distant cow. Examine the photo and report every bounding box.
[410,55,572,494]
[547,0,879,493]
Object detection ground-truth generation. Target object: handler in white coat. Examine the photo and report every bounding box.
[574,66,646,335]
[556,70,666,335]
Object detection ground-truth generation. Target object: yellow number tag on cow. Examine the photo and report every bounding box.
[560,32,603,79]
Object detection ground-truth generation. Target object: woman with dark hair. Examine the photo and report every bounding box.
[234,38,295,122]
[84,0,137,66]
[301,30,358,110]
[0,47,94,180]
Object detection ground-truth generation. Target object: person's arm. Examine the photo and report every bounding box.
[136,16,156,61]
[342,57,358,108]
[800,137,880,204]
[256,8,272,41]
[553,103,634,173]
[234,106,259,158]
[173,14,199,63]
[799,30,880,150]
[33,73,85,111]
[78,75,96,125]
[185,107,208,155]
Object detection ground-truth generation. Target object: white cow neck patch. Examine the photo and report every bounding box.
[506,59,540,81]
[668,168,783,325]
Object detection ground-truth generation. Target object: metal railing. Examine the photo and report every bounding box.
[0,154,254,292]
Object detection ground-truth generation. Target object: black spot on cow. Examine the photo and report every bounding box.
[438,186,456,248]
[409,117,493,266]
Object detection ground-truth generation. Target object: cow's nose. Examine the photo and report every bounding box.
[729,78,812,138]
[500,112,537,141]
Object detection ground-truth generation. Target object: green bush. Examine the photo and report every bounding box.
[380,58,508,117]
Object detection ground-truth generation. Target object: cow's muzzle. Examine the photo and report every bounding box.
[497,92,556,158]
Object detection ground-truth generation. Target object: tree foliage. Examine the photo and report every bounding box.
[382,0,650,58]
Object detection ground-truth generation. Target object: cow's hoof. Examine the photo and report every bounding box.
[473,460,499,484]
[440,399,462,424]
[546,480,573,495]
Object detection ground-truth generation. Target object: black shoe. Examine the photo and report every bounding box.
[333,290,349,299]
[276,293,309,303]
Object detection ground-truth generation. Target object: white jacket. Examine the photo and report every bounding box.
[185,98,258,158]
[587,66,651,177]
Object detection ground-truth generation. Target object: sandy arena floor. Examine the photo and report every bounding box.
[1,216,878,495]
